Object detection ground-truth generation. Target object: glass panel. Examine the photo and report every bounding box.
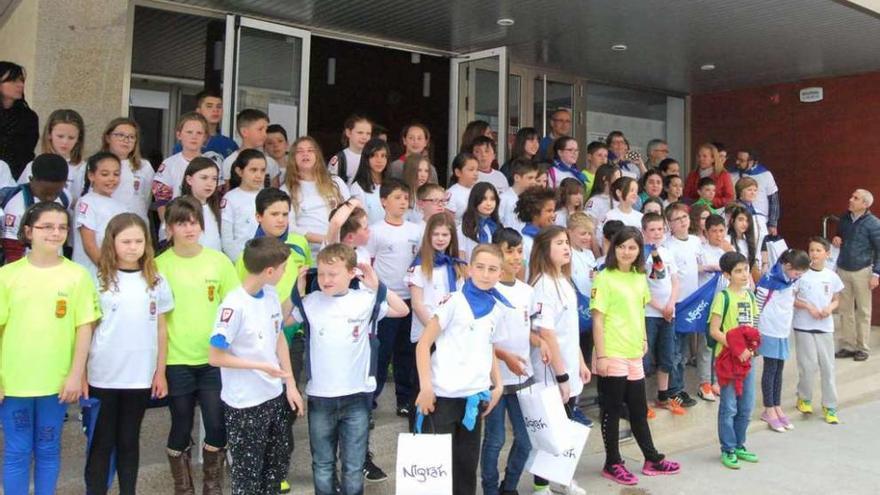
[586,83,668,158]
[236,27,303,135]
[533,78,574,136]
[508,75,521,131]
[457,56,500,145]
[533,77,545,134]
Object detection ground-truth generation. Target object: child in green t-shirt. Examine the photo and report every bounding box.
[709,251,759,469]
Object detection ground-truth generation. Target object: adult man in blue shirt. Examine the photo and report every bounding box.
[537,108,572,161]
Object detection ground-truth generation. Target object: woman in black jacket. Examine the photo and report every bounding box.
[0,61,39,180]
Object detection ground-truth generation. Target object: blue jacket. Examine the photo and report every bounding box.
[837,211,880,275]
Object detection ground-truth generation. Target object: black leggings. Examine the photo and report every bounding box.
[762,357,785,407]
[598,376,663,468]
[167,390,226,452]
[85,387,150,495]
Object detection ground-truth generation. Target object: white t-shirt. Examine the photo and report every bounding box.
[284,176,350,258]
[700,242,728,291]
[220,187,259,261]
[604,207,643,229]
[221,149,281,187]
[350,182,384,225]
[153,152,192,200]
[586,193,614,250]
[570,248,596,296]
[664,234,703,301]
[522,231,535,282]
[478,169,509,194]
[18,159,82,205]
[733,168,779,218]
[456,223,494,263]
[431,291,503,398]
[366,220,423,298]
[530,275,583,397]
[88,271,174,388]
[0,159,16,189]
[499,188,524,232]
[406,264,456,343]
[445,183,472,224]
[200,203,222,252]
[212,285,285,408]
[112,159,154,222]
[292,288,389,398]
[731,234,762,273]
[756,282,796,339]
[494,279,535,386]
[1,190,67,242]
[73,192,127,275]
[548,166,579,189]
[327,148,362,186]
[793,267,844,332]
[644,245,678,318]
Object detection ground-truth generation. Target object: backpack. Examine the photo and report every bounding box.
[706,289,756,351]
[289,268,387,382]
[0,183,70,210]
[327,151,349,184]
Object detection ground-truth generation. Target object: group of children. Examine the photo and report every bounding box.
[0,95,846,495]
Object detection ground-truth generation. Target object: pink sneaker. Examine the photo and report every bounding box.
[642,458,681,476]
[602,462,639,485]
[760,411,786,433]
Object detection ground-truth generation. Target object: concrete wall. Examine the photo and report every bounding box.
[0,0,133,154]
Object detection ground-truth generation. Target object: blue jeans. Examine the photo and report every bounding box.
[0,395,68,495]
[644,317,676,374]
[717,362,756,453]
[480,393,531,495]
[308,393,371,495]
[668,331,690,395]
[373,302,414,409]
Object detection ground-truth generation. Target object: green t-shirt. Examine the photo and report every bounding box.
[590,268,650,358]
[692,197,721,215]
[235,232,312,341]
[0,257,101,396]
[157,247,239,365]
[710,288,758,356]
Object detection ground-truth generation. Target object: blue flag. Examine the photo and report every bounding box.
[675,273,721,334]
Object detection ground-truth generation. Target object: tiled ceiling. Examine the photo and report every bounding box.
[169,0,880,94]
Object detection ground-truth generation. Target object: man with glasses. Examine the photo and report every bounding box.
[645,139,670,169]
[538,108,572,160]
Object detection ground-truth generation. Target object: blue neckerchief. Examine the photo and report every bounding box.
[463,390,492,431]
[411,252,465,292]
[478,216,498,244]
[255,225,307,259]
[461,278,513,319]
[757,262,794,291]
[744,163,770,176]
[646,243,657,254]
[521,223,540,238]
[552,158,584,185]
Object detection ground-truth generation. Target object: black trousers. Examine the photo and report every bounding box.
[225,394,293,495]
[421,397,483,495]
[597,376,663,468]
[84,387,150,495]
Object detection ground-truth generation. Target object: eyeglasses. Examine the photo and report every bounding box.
[110,132,136,142]
[32,224,69,233]
[420,198,447,205]
[671,215,689,223]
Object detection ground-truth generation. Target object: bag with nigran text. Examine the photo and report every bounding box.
[516,384,570,455]
[395,418,452,495]
[525,419,590,485]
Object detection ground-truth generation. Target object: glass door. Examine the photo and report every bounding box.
[449,47,508,166]
[222,16,311,139]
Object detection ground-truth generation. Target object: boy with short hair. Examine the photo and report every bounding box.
[641,212,684,416]
[411,183,447,224]
[328,200,371,265]
[499,158,539,232]
[793,236,844,424]
[221,109,282,188]
[264,124,289,176]
[173,89,239,160]
[481,228,539,495]
[710,251,760,470]
[693,177,720,214]
[583,141,609,192]
[366,178,423,415]
[568,212,598,364]
[291,243,409,495]
[208,236,305,494]
[696,214,734,401]
[472,136,508,194]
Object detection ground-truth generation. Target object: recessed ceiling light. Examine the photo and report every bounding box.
[611,44,627,51]
[701,63,716,71]
[497,18,515,27]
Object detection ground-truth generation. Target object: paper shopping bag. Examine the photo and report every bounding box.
[517,385,570,455]
[395,430,452,495]
[525,420,590,485]
[765,236,789,268]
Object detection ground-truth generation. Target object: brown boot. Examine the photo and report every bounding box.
[167,448,195,495]
[202,447,226,495]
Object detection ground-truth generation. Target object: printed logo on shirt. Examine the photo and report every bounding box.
[352,324,360,341]
[591,287,597,298]
[220,198,227,209]
[220,308,234,322]
[4,214,15,227]
[534,302,543,316]
[327,155,339,173]
[133,178,141,192]
[55,298,67,318]
[207,284,216,302]
[149,300,157,316]
[157,163,166,174]
[78,201,89,214]
[438,293,453,305]
[522,309,529,324]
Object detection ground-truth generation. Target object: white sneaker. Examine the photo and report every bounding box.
[550,480,587,495]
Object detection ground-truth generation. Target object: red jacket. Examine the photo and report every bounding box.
[715,325,761,396]
[684,169,734,209]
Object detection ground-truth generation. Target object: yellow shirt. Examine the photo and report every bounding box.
[710,288,758,357]
[590,268,650,358]
[234,231,312,302]
[157,247,239,365]
[0,257,100,396]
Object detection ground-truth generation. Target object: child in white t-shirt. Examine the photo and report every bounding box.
[220,109,282,188]
[85,213,173,494]
[555,178,584,228]
[568,211,597,361]
[481,228,541,495]
[471,136,509,194]
[793,237,844,424]
[348,139,390,225]
[208,237,305,494]
[603,176,643,229]
[179,157,223,251]
[445,152,479,224]
[99,118,155,222]
[327,115,372,186]
[499,158,538,232]
[408,212,466,344]
[152,112,209,221]
[415,244,507,495]
[220,149,266,261]
[585,164,621,257]
[514,186,557,279]
[457,182,501,262]
[366,178,423,414]
[74,152,127,275]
